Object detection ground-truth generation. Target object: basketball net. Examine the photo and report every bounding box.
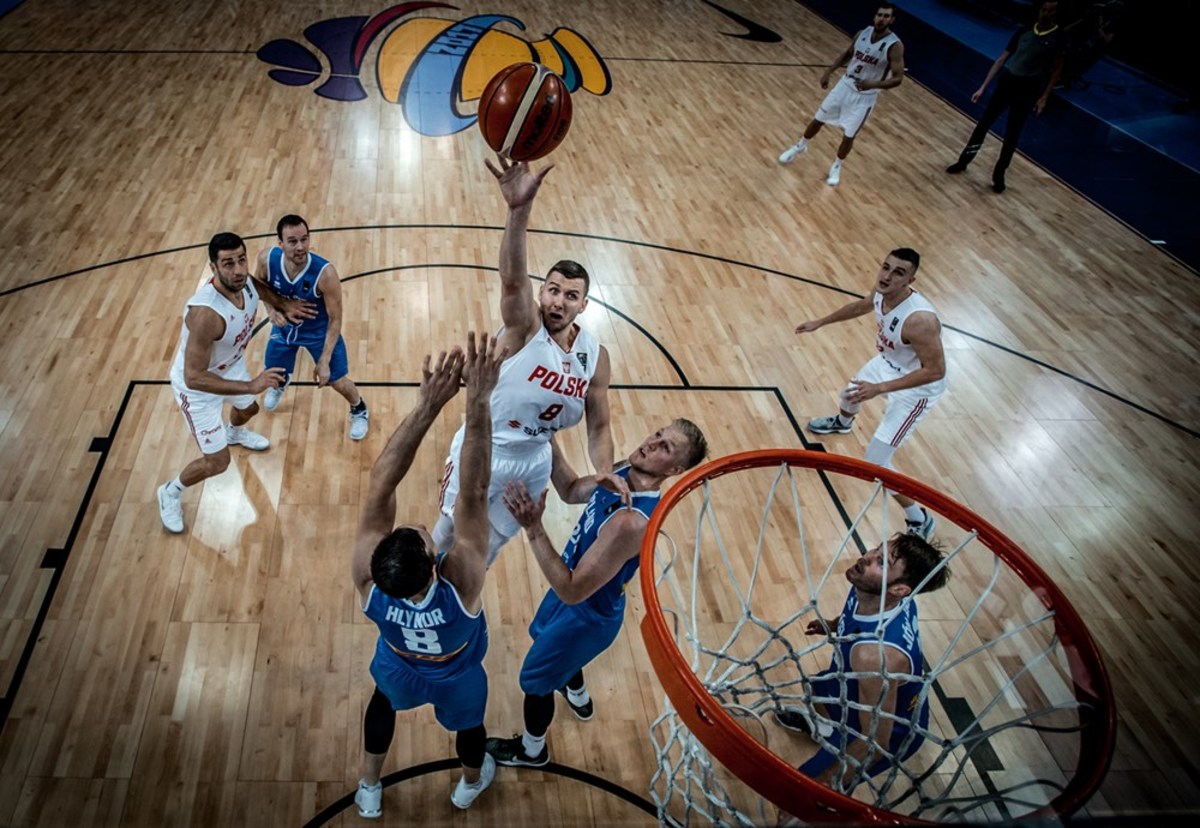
[640,452,1113,826]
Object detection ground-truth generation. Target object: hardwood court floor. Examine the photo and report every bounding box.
[1,1,1197,825]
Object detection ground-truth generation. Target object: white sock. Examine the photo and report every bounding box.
[167,477,185,495]
[835,414,853,427]
[566,686,591,706]
[795,137,809,150]
[904,505,925,523]
[830,158,843,173]
[522,731,546,758]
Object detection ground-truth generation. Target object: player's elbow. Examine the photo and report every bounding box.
[555,585,588,606]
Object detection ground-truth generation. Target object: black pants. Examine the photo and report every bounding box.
[956,70,1044,177]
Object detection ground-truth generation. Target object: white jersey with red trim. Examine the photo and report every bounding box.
[488,323,601,452]
[873,289,941,380]
[843,26,900,97]
[168,279,259,389]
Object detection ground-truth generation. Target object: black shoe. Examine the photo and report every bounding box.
[992,175,1006,193]
[946,161,968,174]
[774,708,814,735]
[485,735,549,768]
[557,687,594,721]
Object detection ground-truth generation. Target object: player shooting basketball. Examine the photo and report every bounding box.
[431,156,625,568]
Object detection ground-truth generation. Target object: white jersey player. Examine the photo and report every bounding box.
[779,3,906,185]
[156,232,316,535]
[794,248,947,539]
[433,157,618,567]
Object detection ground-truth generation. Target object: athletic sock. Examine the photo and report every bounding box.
[566,686,591,706]
[167,477,185,495]
[830,158,843,173]
[350,398,367,414]
[795,138,809,151]
[835,414,853,428]
[903,505,925,524]
[522,731,546,758]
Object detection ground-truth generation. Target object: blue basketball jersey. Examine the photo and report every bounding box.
[362,557,487,681]
[562,464,659,617]
[265,247,331,337]
[825,588,927,725]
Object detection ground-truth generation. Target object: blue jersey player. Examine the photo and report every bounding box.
[776,533,950,794]
[350,332,505,818]
[255,214,369,440]
[484,419,709,768]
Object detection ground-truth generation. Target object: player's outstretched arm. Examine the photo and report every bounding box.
[442,332,505,611]
[354,348,465,598]
[485,155,553,346]
[794,294,874,334]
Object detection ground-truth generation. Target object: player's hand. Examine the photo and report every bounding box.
[279,297,318,324]
[854,78,874,91]
[1035,94,1049,115]
[314,361,331,388]
[805,617,834,636]
[463,331,507,399]
[249,367,288,394]
[419,347,465,409]
[503,481,547,529]
[266,306,287,327]
[845,379,882,404]
[820,72,832,90]
[594,473,632,508]
[794,320,822,335]
[485,154,555,209]
[970,88,984,104]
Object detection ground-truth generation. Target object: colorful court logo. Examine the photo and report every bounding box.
[257,2,612,137]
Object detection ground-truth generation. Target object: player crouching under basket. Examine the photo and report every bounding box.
[775,534,950,791]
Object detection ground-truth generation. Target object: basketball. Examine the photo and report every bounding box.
[477,63,573,162]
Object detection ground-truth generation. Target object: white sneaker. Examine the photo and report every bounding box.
[349,407,369,441]
[826,164,841,186]
[226,425,270,451]
[355,779,382,819]
[262,382,287,412]
[779,142,807,164]
[450,754,495,810]
[157,483,184,534]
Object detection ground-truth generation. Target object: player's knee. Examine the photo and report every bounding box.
[234,401,259,420]
[863,439,896,469]
[204,449,232,476]
[838,385,863,415]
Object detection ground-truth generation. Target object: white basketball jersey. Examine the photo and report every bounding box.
[874,289,937,376]
[168,279,259,388]
[488,323,601,451]
[844,27,900,96]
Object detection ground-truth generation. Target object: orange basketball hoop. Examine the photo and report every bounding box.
[639,449,1114,825]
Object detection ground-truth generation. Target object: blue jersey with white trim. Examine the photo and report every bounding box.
[562,464,659,617]
[265,247,331,337]
[362,556,487,679]
[826,588,926,724]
